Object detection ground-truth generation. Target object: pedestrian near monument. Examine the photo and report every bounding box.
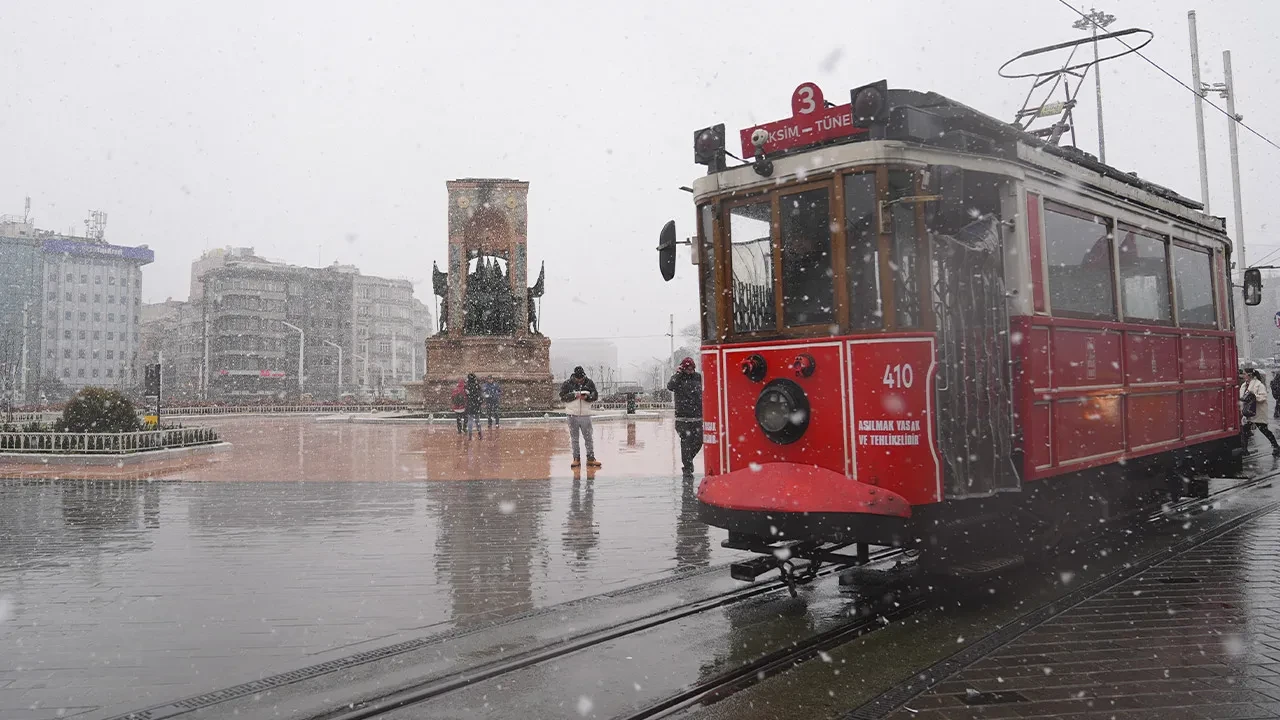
[667,357,703,479]
[450,379,466,435]
[559,366,601,469]
[483,377,502,427]
[464,373,484,440]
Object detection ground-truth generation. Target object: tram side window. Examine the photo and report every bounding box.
[698,204,718,342]
[1118,228,1170,322]
[844,173,882,329]
[728,201,776,333]
[888,171,920,327]
[779,188,834,326]
[1044,204,1115,318]
[1172,243,1216,326]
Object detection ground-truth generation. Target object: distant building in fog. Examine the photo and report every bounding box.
[550,339,619,392]
[139,248,431,402]
[0,215,153,402]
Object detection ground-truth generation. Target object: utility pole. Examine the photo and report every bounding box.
[1219,50,1252,361]
[323,340,342,399]
[1187,11,1212,214]
[1073,7,1116,163]
[282,321,305,399]
[667,314,675,382]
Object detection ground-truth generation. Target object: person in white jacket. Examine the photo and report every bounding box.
[559,366,602,469]
[1241,368,1280,455]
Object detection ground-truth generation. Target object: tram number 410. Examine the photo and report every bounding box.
[882,363,915,389]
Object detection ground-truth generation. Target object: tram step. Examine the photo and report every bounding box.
[945,555,1025,579]
[730,556,779,582]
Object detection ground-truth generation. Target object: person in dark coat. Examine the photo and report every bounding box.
[1270,370,1280,420]
[483,377,501,427]
[464,373,484,440]
[667,357,703,478]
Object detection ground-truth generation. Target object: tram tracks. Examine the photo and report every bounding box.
[308,548,905,720]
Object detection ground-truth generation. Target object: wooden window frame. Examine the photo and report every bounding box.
[1042,199,1119,321]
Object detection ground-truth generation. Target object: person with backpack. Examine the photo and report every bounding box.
[1241,368,1280,455]
[450,379,466,434]
[464,373,485,440]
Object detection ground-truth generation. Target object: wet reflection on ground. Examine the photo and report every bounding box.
[0,416,730,718]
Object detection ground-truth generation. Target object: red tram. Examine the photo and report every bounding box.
[658,81,1239,583]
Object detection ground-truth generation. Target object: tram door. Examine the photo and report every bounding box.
[928,169,1020,498]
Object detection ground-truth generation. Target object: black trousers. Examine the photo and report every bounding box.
[676,420,703,474]
[1244,420,1279,448]
[486,401,500,426]
[454,411,465,434]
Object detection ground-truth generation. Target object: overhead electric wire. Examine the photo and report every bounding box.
[1052,0,1280,155]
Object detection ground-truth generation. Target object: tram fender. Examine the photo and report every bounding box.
[698,462,911,518]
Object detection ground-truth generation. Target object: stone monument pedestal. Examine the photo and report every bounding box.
[408,335,555,411]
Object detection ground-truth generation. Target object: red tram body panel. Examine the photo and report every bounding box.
[675,81,1239,559]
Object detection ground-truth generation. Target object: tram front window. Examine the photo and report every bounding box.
[888,170,921,327]
[780,188,834,326]
[698,204,719,341]
[728,201,776,333]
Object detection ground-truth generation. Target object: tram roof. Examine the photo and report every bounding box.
[700,84,1221,233]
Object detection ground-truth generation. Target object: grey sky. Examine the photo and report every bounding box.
[2,1,1277,369]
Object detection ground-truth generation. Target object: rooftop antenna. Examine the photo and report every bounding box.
[84,210,108,241]
[999,27,1151,151]
[22,197,30,224]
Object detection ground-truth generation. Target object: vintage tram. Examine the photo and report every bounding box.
[659,81,1239,584]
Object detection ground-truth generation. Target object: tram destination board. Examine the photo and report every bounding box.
[739,82,866,158]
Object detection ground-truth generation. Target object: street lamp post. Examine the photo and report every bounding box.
[282,321,305,399]
[1072,7,1116,163]
[353,353,370,398]
[322,340,342,400]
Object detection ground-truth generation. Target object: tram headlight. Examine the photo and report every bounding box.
[754,379,810,445]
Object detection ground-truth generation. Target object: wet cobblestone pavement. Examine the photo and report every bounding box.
[0,416,740,719]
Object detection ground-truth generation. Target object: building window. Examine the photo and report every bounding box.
[63,349,71,359]
[80,274,87,283]
[46,349,55,359]
[78,349,86,359]
[64,311,72,320]
[92,368,99,378]
[62,368,70,377]
[80,293,86,302]
[64,292,71,301]
[106,350,114,359]
[93,331,100,340]
[379,341,391,354]
[108,295,115,304]
[95,276,101,284]
[47,291,56,301]
[64,330,72,340]
[93,294,100,303]
[66,273,73,282]
[92,312,100,321]
[79,312,86,321]
[77,368,85,378]
[106,368,113,377]
[107,331,114,340]
[79,330,86,340]
[92,350,99,359]
[108,313,115,322]
[109,276,116,285]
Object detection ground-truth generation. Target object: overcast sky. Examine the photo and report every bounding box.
[2,1,1277,368]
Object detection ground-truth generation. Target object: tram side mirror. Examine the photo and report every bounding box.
[1244,268,1263,306]
[658,220,677,282]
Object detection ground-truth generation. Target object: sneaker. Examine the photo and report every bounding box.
[586,457,602,468]
[571,458,581,469]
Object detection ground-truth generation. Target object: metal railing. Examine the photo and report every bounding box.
[592,401,675,411]
[0,427,222,454]
[158,404,405,416]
